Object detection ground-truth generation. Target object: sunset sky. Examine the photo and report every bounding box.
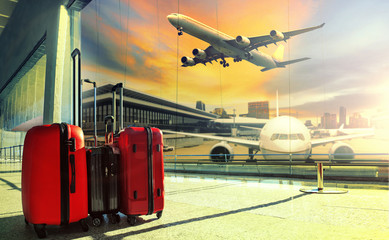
[81,0,389,124]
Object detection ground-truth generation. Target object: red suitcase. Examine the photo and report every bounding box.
[22,123,89,238]
[117,127,164,225]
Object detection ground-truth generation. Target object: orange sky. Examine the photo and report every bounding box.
[83,0,323,116]
[82,0,389,125]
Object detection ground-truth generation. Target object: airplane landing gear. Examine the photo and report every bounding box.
[233,57,242,62]
[247,148,258,162]
[177,27,183,36]
[220,59,229,68]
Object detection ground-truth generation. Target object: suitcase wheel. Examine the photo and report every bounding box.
[24,218,29,225]
[80,218,89,232]
[156,211,163,219]
[127,216,137,226]
[109,214,121,224]
[92,216,104,227]
[34,224,47,239]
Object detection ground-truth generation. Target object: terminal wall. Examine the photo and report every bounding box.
[0,0,62,93]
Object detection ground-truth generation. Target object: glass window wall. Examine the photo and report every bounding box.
[0,53,46,150]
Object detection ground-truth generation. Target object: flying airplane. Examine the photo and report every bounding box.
[167,13,324,71]
[163,115,374,161]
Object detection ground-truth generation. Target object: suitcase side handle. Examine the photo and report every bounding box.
[70,155,76,193]
[66,137,76,152]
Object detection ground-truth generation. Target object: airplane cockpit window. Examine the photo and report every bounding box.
[297,134,305,141]
[271,133,305,141]
[270,134,279,141]
[279,134,288,140]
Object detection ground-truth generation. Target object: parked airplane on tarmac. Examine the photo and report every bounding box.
[163,116,374,161]
[311,124,375,138]
[167,13,324,71]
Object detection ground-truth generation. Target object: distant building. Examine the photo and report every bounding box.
[321,113,329,128]
[248,101,269,119]
[212,108,228,118]
[321,113,337,129]
[349,113,369,128]
[196,101,206,111]
[339,106,346,127]
[305,120,313,128]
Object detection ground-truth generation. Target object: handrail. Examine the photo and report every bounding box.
[164,153,389,158]
[163,153,389,166]
[2,144,388,166]
[0,145,24,161]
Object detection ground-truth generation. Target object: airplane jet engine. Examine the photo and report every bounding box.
[181,56,196,66]
[235,35,250,47]
[192,48,207,59]
[270,30,284,40]
[209,142,234,162]
[329,142,355,161]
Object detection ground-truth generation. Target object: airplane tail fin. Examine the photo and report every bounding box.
[272,44,284,62]
[260,44,310,71]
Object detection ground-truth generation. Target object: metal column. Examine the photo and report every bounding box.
[300,161,348,194]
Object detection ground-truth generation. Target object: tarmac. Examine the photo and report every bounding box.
[1,161,388,239]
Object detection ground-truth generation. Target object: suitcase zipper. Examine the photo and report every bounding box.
[59,123,70,225]
[145,127,154,215]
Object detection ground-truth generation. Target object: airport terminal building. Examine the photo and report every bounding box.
[0,0,221,150]
[81,84,218,135]
[0,0,92,149]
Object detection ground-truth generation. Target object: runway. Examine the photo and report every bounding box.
[0,162,388,239]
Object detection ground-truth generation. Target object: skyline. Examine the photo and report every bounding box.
[81,0,389,123]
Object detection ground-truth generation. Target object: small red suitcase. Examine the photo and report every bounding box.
[117,127,164,225]
[22,123,89,238]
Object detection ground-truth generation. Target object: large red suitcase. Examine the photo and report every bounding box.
[117,127,164,225]
[22,123,89,238]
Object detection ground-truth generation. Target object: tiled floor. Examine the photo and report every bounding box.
[1,162,388,239]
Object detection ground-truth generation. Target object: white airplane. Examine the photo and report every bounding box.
[163,115,374,161]
[167,13,324,71]
[211,117,268,128]
[311,124,375,138]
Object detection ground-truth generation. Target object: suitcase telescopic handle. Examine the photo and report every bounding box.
[83,79,97,147]
[105,115,115,144]
[71,48,81,128]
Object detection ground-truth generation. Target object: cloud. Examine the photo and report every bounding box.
[81,0,388,119]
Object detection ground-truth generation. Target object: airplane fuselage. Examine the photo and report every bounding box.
[259,116,312,160]
[168,13,277,68]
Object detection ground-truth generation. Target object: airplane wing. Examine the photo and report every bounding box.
[225,23,325,52]
[239,126,262,133]
[311,132,374,148]
[163,130,260,149]
[183,46,226,67]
